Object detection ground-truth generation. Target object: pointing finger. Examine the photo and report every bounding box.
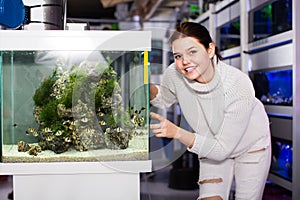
[150,112,164,122]
[150,123,161,129]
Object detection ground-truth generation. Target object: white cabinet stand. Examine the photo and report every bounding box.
[1,161,152,200]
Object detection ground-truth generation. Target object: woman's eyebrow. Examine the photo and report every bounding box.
[186,46,197,51]
[173,46,197,55]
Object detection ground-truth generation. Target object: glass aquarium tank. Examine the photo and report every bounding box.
[0,31,151,163]
[249,0,292,42]
[249,67,292,106]
[218,17,241,51]
[270,137,292,181]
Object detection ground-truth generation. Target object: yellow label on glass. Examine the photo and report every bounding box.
[144,51,148,84]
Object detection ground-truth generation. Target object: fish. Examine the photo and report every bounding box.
[100,120,106,126]
[33,131,39,137]
[28,127,35,133]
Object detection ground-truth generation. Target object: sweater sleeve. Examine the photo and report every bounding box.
[150,65,178,109]
[188,72,259,161]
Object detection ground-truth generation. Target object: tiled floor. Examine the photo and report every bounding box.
[140,165,199,200]
[0,168,292,200]
[262,182,292,200]
[140,165,292,200]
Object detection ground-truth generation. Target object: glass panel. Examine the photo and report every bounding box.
[271,137,292,181]
[202,0,210,13]
[249,67,292,106]
[250,0,292,42]
[150,40,163,75]
[218,17,241,51]
[1,50,149,163]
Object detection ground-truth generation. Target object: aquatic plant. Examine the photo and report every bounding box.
[33,71,57,107]
[23,61,147,155]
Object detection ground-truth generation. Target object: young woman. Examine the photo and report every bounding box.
[150,22,271,200]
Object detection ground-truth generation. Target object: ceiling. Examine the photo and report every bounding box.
[66,0,199,25]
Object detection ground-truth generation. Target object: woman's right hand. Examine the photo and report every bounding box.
[150,112,196,148]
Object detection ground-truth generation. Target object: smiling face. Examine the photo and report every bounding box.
[172,37,215,83]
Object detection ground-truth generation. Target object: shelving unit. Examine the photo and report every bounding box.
[192,0,299,199]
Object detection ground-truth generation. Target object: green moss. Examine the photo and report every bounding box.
[39,100,60,127]
[52,124,63,132]
[95,66,119,108]
[104,78,116,96]
[33,71,57,106]
[59,74,77,108]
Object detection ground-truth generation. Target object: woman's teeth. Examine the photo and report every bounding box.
[185,67,194,72]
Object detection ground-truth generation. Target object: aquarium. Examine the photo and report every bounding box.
[249,0,292,42]
[270,137,292,181]
[218,17,241,51]
[249,67,292,106]
[0,31,151,163]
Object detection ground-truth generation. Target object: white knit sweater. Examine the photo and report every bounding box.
[151,61,271,161]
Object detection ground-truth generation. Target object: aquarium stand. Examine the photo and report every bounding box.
[0,161,152,200]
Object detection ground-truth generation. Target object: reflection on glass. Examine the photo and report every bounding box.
[218,17,240,51]
[250,0,292,41]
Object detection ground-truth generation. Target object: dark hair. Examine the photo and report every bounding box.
[169,22,222,61]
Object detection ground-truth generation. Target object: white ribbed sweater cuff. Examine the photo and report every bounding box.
[187,134,205,156]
